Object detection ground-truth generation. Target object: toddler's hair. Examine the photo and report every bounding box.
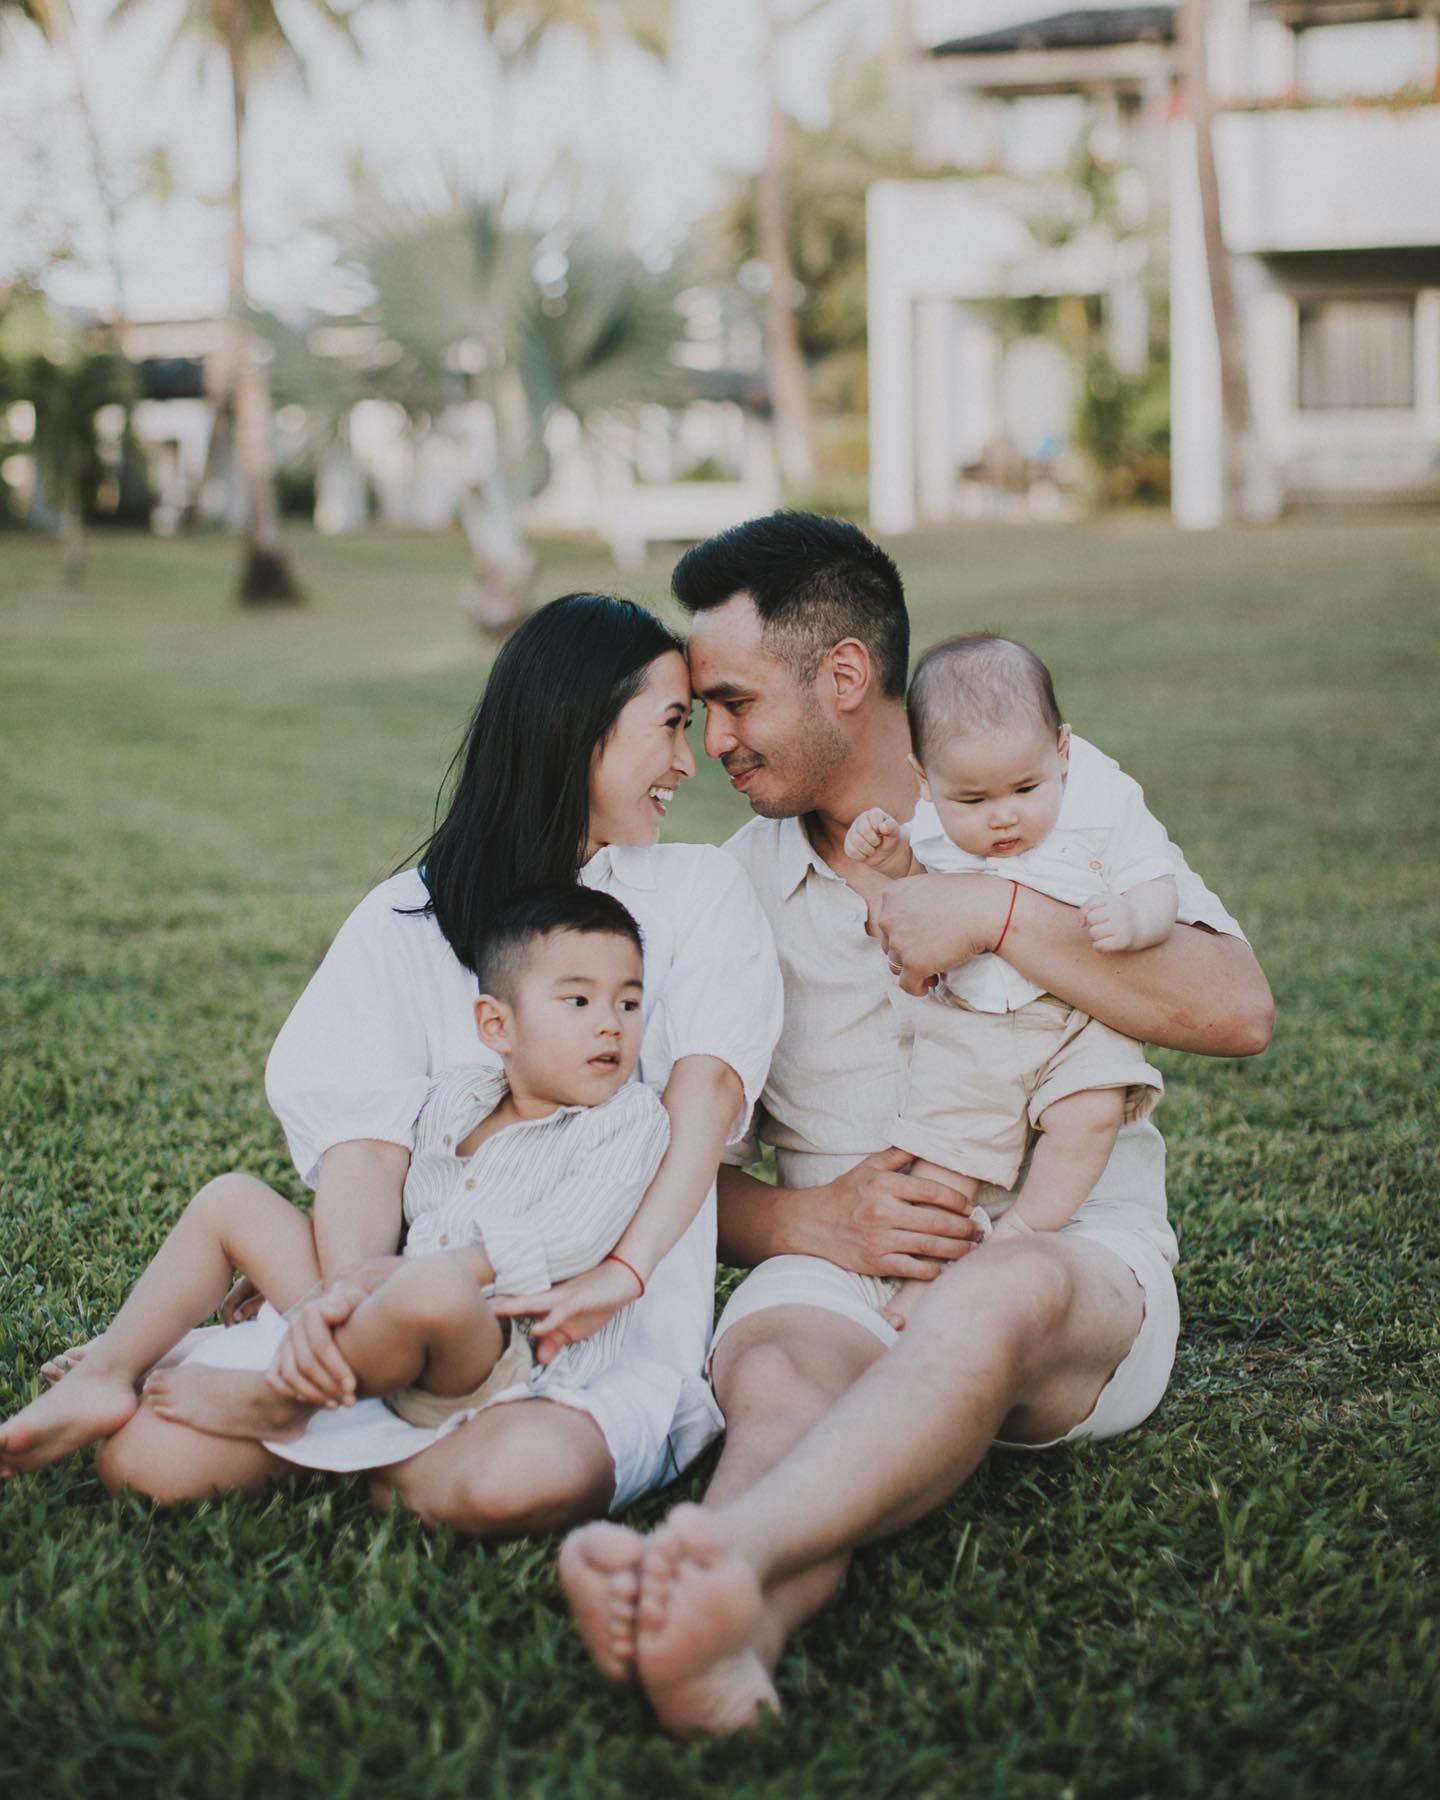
[473,888,644,1003]
[907,634,1062,762]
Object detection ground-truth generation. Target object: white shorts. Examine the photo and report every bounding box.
[183,1304,721,1513]
[710,1204,1179,1450]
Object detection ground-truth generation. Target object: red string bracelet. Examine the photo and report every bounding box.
[606,1253,646,1298]
[993,880,1020,957]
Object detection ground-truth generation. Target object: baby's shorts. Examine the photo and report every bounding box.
[383,1324,534,1430]
[889,991,1163,1188]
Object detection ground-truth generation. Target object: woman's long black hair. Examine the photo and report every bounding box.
[406,592,683,973]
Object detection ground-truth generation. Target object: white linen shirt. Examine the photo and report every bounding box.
[264,841,783,1479]
[909,733,1246,1013]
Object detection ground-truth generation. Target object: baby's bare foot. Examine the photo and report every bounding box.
[558,1521,646,1684]
[143,1366,309,1441]
[0,1368,139,1476]
[636,1504,778,1738]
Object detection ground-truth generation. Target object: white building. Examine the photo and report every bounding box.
[870,1,1440,529]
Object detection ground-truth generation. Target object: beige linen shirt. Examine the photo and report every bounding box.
[721,814,1189,1253]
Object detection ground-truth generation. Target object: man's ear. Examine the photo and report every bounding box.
[474,994,512,1055]
[906,750,932,800]
[824,637,872,713]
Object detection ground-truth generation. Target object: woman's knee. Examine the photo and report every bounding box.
[96,1412,272,1506]
[387,1409,612,1537]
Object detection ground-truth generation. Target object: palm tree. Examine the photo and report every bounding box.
[109,0,358,603]
[478,0,670,64]
[336,186,684,627]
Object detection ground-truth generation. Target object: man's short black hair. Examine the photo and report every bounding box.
[473,888,644,1003]
[672,510,909,698]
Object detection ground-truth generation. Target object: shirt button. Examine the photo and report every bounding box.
[1089,859,1103,871]
[442,1135,452,1146]
[465,1178,476,1189]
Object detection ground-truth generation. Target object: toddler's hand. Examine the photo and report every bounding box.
[844,808,903,868]
[1081,893,1140,953]
[492,1259,646,1366]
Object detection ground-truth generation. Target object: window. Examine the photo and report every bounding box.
[1297,299,1415,410]
[1294,18,1429,99]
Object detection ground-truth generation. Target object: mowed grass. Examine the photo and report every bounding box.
[2,516,1438,1797]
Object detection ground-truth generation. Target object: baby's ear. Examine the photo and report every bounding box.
[906,751,932,799]
[1057,724,1072,768]
[474,994,511,1054]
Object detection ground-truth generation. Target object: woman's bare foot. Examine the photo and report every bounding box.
[558,1521,647,1684]
[142,1367,310,1442]
[43,1327,220,1387]
[636,1504,779,1738]
[0,1368,140,1475]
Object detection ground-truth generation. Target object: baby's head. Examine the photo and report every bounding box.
[471,888,645,1109]
[906,635,1070,860]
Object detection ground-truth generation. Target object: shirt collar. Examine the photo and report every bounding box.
[777,815,839,899]
[580,843,657,892]
[1053,734,1108,829]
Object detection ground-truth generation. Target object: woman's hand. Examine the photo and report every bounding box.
[874,873,1008,996]
[492,1259,646,1367]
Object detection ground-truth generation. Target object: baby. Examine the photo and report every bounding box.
[844,634,1183,1330]
[0,887,668,1479]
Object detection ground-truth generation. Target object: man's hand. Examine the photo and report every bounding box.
[874,873,1009,996]
[811,1148,988,1279]
[492,1259,645,1367]
[265,1280,368,1408]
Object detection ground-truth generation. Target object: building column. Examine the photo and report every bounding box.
[1168,116,1225,530]
[868,184,917,534]
[915,298,954,523]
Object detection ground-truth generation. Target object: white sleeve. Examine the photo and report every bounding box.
[475,1087,672,1295]
[649,849,784,1145]
[1107,776,1247,940]
[264,886,446,1187]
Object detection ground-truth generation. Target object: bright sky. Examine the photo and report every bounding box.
[0,0,879,321]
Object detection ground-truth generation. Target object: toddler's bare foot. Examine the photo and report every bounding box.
[0,1368,140,1475]
[636,1504,778,1738]
[558,1521,646,1684]
[143,1367,310,1441]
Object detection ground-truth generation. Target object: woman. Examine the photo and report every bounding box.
[87,594,782,1529]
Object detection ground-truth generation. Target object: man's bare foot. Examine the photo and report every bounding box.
[636,1503,779,1738]
[142,1367,310,1442]
[558,1521,647,1684]
[0,1368,140,1476]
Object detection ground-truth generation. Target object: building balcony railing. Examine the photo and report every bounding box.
[1215,102,1440,253]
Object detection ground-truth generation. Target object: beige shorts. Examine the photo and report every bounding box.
[710,1198,1179,1450]
[890,992,1163,1188]
[384,1326,534,1429]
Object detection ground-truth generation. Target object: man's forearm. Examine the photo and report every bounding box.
[311,1140,410,1281]
[717,1164,820,1268]
[1003,886,1273,1056]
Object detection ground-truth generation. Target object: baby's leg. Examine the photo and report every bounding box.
[880,1162,983,1332]
[1,1174,318,1477]
[1018,1088,1127,1233]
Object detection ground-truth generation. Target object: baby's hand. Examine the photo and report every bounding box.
[845,808,906,873]
[491,1259,644,1366]
[1081,893,1141,953]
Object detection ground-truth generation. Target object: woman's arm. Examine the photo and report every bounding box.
[493,1055,742,1359]
[877,873,1273,1057]
[266,1139,410,1406]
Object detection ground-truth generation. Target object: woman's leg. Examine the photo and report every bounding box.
[146,1254,504,1441]
[375,1397,615,1538]
[94,1404,295,1505]
[0,1173,318,1477]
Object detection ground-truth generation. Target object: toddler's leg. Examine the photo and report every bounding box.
[1017,1089,1127,1233]
[1,1174,319,1476]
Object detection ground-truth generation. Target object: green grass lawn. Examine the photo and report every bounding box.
[2,517,1437,1796]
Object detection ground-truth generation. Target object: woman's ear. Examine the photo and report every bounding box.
[474,995,512,1056]
[906,750,932,801]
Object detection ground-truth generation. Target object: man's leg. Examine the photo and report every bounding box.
[636,1233,1145,1734]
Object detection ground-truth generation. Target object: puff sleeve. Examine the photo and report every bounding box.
[646,848,783,1145]
[265,880,466,1187]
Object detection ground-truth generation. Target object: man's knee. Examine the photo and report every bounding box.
[713,1315,875,1423]
[924,1239,1078,1359]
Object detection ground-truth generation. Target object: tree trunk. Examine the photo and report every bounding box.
[459,372,535,635]
[757,4,816,487]
[1180,0,1258,521]
[224,0,300,603]
[60,474,84,588]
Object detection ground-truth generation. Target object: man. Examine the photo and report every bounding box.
[560,512,1273,1735]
